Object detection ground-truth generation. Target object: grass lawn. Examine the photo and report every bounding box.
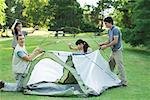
[0,32,150,100]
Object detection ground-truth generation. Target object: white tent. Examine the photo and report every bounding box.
[22,50,121,97]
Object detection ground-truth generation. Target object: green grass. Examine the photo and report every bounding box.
[0,32,150,100]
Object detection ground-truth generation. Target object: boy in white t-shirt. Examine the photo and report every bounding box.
[0,34,44,91]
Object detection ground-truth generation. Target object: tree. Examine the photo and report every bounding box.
[112,0,150,48]
[112,0,133,28]
[81,5,99,32]
[93,0,112,30]
[48,0,83,30]
[128,0,150,48]
[81,0,113,32]
[23,0,52,27]
[5,0,25,27]
[0,0,6,24]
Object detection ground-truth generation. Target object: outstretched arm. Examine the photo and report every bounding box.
[99,41,109,46]
[11,19,19,34]
[18,48,44,62]
[106,36,118,47]
[27,25,38,34]
[22,55,32,61]
[101,36,118,50]
[68,43,78,51]
[30,47,45,59]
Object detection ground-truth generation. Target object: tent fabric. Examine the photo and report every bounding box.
[21,50,121,97]
[24,83,84,97]
[72,50,121,94]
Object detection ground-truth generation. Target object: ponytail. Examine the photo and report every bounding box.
[83,41,89,53]
[75,39,90,53]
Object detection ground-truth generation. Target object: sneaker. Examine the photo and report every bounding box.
[121,81,128,87]
[0,81,5,89]
[122,83,127,87]
[119,81,128,87]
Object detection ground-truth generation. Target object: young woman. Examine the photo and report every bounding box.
[68,39,92,54]
[11,19,38,49]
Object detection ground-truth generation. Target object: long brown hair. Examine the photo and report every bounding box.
[14,22,22,36]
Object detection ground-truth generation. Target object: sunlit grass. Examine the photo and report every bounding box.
[0,32,150,100]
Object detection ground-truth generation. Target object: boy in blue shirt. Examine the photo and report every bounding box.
[99,17,127,86]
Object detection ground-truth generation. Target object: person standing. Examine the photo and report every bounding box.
[11,19,38,49]
[99,17,127,86]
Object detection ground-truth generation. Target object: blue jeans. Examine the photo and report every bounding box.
[2,73,24,91]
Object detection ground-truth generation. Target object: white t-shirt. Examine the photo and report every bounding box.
[12,44,29,74]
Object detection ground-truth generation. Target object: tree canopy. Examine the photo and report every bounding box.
[0,0,6,24]
[2,0,150,48]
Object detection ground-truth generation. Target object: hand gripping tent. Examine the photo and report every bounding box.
[21,50,121,97]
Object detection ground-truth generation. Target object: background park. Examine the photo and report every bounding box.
[0,0,150,100]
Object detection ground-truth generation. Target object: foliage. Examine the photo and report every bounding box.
[5,0,25,27]
[112,0,150,48]
[0,0,6,24]
[130,0,150,48]
[47,0,83,29]
[23,0,52,27]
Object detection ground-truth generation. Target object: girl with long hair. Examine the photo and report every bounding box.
[11,19,38,49]
[68,39,92,54]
